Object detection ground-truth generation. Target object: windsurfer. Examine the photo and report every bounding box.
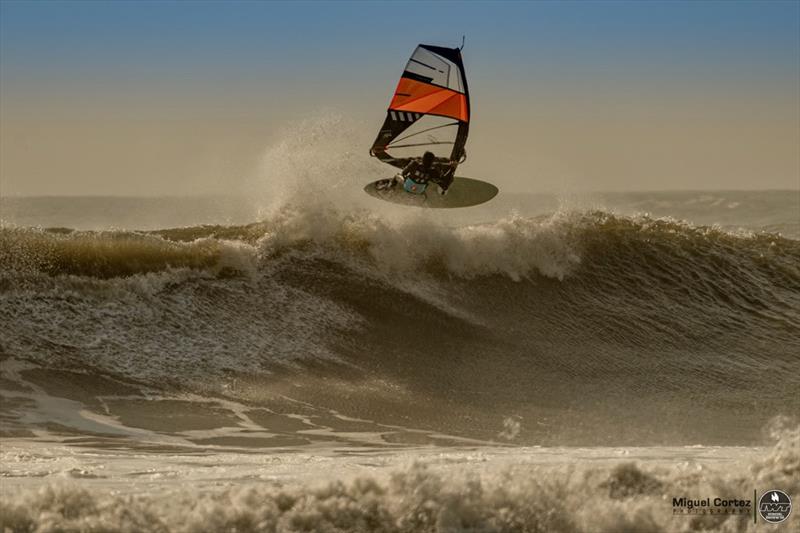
[393,151,455,195]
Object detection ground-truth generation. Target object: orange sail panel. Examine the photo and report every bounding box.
[390,78,468,123]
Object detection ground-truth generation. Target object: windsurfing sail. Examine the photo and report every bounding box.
[370,44,470,170]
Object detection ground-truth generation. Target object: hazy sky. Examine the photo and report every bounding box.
[1,0,798,196]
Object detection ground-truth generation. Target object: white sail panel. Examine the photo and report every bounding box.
[405,46,464,93]
[385,115,458,160]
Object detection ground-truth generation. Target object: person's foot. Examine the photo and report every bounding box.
[376,178,395,191]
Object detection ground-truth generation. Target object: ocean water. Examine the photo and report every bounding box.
[1,187,798,532]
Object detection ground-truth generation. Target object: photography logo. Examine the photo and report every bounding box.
[758,490,792,524]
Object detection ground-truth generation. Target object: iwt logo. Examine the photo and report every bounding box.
[758,490,792,524]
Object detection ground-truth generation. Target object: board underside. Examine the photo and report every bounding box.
[363,177,498,208]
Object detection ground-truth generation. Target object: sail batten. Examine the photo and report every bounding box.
[370,43,470,170]
[387,141,455,149]
[391,122,459,145]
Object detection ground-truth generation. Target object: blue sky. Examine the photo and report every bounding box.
[3,1,796,83]
[1,0,798,194]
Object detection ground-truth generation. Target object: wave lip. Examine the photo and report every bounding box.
[0,226,261,279]
[3,208,797,282]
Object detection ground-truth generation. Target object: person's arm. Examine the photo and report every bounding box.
[432,162,457,193]
[401,160,417,178]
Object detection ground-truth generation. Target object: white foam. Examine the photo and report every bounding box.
[1,428,797,533]
[256,205,583,281]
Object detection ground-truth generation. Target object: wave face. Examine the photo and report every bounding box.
[1,206,799,446]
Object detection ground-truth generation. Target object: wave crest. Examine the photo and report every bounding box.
[4,208,795,283]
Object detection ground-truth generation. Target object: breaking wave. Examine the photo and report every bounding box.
[2,206,797,281]
[1,207,799,446]
[1,206,587,281]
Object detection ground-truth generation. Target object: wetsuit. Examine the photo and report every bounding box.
[400,159,454,194]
